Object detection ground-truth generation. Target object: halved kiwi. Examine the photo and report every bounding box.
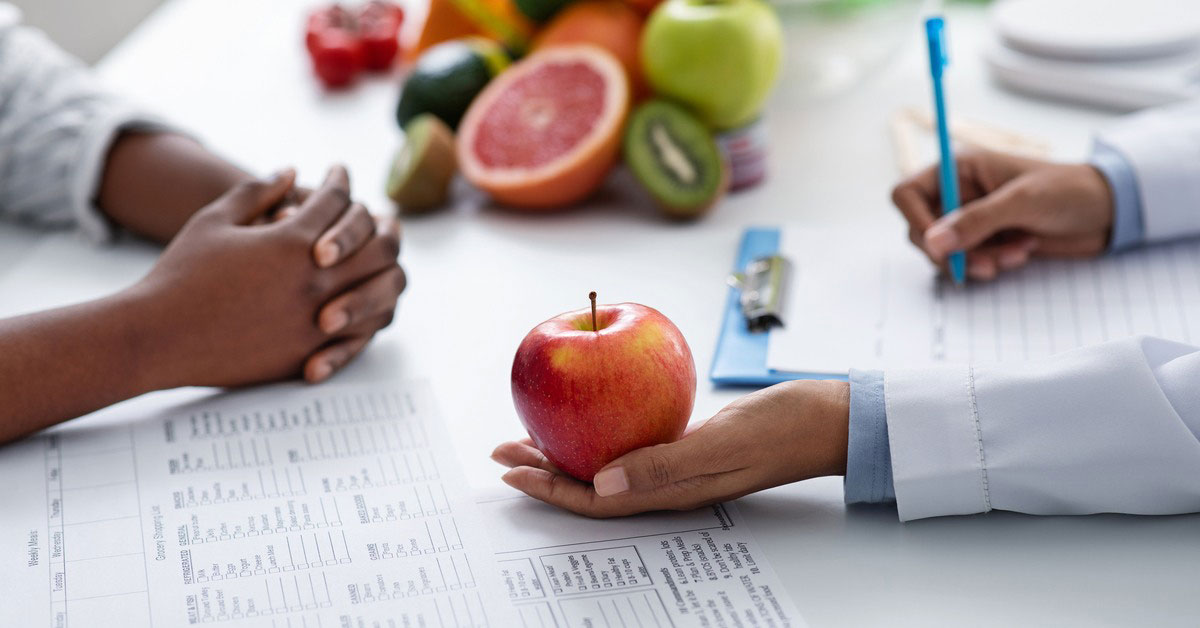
[623,99,728,219]
[386,113,458,214]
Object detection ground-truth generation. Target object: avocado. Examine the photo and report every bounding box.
[396,37,510,130]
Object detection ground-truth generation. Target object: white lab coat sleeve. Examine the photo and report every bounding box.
[884,336,1200,521]
[1095,100,1200,243]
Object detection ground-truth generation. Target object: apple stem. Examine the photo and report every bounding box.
[589,291,598,332]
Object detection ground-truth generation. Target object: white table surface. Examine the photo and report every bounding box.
[4,0,1199,625]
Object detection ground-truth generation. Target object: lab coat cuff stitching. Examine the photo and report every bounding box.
[882,374,899,490]
[966,366,992,513]
[869,382,881,501]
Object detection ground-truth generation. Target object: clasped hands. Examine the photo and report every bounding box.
[131,165,406,391]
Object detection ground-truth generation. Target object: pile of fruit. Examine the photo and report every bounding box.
[384,0,784,218]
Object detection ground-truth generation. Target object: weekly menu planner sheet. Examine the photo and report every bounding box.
[767,227,1200,373]
[0,380,807,627]
[0,381,515,628]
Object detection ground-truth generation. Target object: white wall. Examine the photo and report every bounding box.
[10,0,165,64]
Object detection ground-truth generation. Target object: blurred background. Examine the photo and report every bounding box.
[20,0,931,77]
[11,0,163,63]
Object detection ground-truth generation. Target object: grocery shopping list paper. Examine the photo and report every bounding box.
[0,380,515,628]
[480,492,807,628]
[767,227,1200,373]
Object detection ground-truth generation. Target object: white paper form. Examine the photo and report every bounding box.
[0,380,515,628]
[767,227,1200,373]
[478,492,807,628]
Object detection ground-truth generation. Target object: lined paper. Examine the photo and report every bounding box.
[766,227,1200,374]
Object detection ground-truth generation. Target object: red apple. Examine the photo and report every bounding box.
[511,295,696,482]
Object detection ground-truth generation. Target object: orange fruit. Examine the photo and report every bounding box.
[532,0,647,97]
[409,0,483,59]
[449,0,535,52]
[457,45,631,209]
[409,0,534,59]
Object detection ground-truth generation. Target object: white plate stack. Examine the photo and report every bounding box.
[984,0,1200,111]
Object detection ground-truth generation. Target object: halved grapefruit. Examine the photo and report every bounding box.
[457,45,630,209]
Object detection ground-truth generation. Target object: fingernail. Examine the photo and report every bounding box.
[969,259,996,280]
[316,241,340,267]
[500,470,519,487]
[322,310,348,334]
[593,467,629,497]
[925,222,959,255]
[925,222,959,257]
[311,361,332,381]
[999,249,1027,270]
[270,167,295,183]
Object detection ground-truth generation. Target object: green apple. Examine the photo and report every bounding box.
[641,0,783,130]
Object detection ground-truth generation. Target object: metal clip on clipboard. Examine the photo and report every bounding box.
[727,254,791,333]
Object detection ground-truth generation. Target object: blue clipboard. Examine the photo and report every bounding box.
[709,227,847,387]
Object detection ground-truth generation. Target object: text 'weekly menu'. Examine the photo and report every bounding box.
[0,381,513,627]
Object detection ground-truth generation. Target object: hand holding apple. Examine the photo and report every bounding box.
[509,292,696,482]
[494,379,851,517]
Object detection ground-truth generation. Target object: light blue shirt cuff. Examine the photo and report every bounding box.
[1090,142,1144,253]
[844,369,895,504]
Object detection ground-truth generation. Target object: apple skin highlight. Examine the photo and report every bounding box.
[511,302,697,482]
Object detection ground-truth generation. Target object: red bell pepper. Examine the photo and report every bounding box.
[357,1,404,71]
[305,2,403,88]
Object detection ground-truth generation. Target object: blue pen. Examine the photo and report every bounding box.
[925,16,967,285]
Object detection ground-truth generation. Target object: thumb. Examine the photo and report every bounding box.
[592,432,713,497]
[923,183,1039,258]
[211,168,296,224]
